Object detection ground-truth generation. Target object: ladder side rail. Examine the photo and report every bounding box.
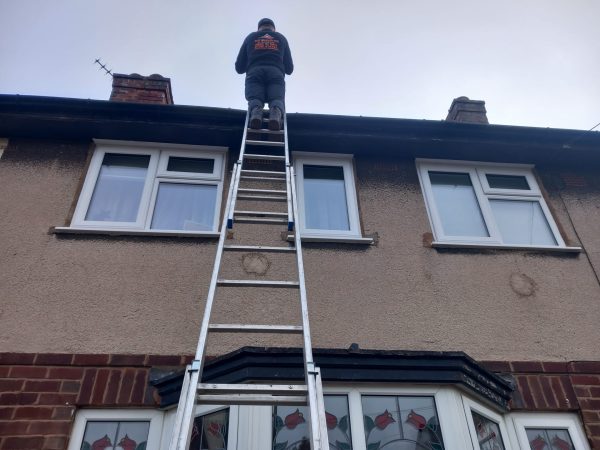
[167,364,193,450]
[169,124,246,450]
[315,367,330,450]
[289,164,326,450]
[227,113,251,229]
[284,114,294,231]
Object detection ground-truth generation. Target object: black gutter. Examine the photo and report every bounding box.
[1,94,599,166]
[150,347,513,410]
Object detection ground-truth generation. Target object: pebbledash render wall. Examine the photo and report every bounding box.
[1,139,600,361]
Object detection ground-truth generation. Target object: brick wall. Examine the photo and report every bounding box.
[109,73,174,105]
[0,353,189,450]
[483,360,600,449]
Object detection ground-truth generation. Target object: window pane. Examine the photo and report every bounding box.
[167,156,214,174]
[362,396,445,450]
[82,421,150,449]
[151,183,217,231]
[86,154,150,222]
[303,165,350,231]
[486,174,530,190]
[190,409,229,450]
[274,396,352,450]
[489,200,557,245]
[429,172,489,237]
[471,411,505,450]
[526,428,574,450]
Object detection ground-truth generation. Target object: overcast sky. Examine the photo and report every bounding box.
[1,0,599,130]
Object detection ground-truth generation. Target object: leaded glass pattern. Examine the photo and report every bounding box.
[471,411,505,450]
[361,396,444,450]
[189,409,229,450]
[273,395,352,450]
[526,428,574,450]
[80,421,149,450]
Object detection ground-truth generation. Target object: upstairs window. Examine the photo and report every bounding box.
[72,141,225,233]
[295,153,362,238]
[417,160,565,248]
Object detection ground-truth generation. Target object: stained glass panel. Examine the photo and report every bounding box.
[273,395,352,450]
[361,396,444,450]
[526,428,574,450]
[80,421,149,450]
[189,409,229,450]
[471,411,505,450]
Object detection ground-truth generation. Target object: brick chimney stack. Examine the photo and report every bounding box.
[446,96,489,124]
[109,73,174,105]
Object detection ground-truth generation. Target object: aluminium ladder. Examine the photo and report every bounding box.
[168,111,330,450]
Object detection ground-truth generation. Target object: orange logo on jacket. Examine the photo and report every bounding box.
[254,33,279,50]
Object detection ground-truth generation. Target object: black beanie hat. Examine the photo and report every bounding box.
[258,18,275,29]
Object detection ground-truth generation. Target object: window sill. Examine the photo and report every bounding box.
[286,234,374,245]
[431,241,582,253]
[52,226,220,239]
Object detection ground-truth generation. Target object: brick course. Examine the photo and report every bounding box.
[0,352,182,450]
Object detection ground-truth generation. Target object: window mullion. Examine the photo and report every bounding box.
[471,169,502,243]
[134,150,160,230]
[347,389,367,450]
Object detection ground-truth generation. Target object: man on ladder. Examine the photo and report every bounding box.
[235,18,294,131]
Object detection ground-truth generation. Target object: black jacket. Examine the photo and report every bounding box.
[235,30,294,75]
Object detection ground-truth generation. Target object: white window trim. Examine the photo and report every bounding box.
[462,395,515,450]
[161,404,240,450]
[67,408,164,450]
[70,140,226,235]
[416,158,569,249]
[294,152,362,239]
[510,412,590,450]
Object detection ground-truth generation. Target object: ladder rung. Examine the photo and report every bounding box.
[238,188,287,194]
[223,245,295,253]
[208,324,303,333]
[240,175,287,182]
[234,210,288,217]
[244,153,286,161]
[241,169,286,177]
[197,383,308,395]
[217,280,300,288]
[238,194,286,201]
[233,217,288,224]
[196,394,307,406]
[247,128,284,135]
[245,140,285,147]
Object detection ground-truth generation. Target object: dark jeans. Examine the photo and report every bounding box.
[245,65,285,112]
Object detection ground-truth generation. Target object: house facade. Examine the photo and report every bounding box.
[1,74,599,449]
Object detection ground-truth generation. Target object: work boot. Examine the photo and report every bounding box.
[268,107,283,131]
[249,107,262,129]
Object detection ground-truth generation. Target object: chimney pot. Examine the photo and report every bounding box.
[446,96,488,124]
[109,73,174,105]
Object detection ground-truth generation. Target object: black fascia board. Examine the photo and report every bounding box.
[1,94,599,168]
[150,347,513,410]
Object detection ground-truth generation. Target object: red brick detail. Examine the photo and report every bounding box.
[117,369,135,404]
[0,379,24,391]
[104,369,122,404]
[34,353,74,365]
[27,420,71,435]
[510,361,544,372]
[0,393,38,406]
[146,354,184,366]
[47,367,84,380]
[23,380,61,392]
[131,369,148,404]
[1,436,45,449]
[109,73,174,105]
[542,361,569,373]
[109,354,146,366]
[0,353,35,365]
[44,436,68,450]
[72,354,109,366]
[0,420,28,435]
[77,369,96,404]
[37,393,77,406]
[91,369,110,404]
[570,362,600,374]
[13,407,53,420]
[479,361,511,372]
[60,380,80,393]
[8,366,47,379]
[0,409,13,421]
[52,406,75,420]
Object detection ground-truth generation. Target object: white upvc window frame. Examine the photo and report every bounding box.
[294,152,362,239]
[416,159,567,249]
[67,408,164,450]
[71,140,226,234]
[463,395,515,450]
[510,412,590,450]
